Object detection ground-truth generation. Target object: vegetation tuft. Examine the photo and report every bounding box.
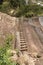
[0,0,43,17]
[0,35,18,65]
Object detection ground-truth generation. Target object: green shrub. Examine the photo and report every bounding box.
[0,35,17,65]
[0,0,43,17]
[0,1,11,13]
[24,11,34,17]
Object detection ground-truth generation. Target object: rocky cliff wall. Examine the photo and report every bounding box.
[0,12,17,48]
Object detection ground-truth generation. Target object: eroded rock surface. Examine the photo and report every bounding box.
[0,12,16,47]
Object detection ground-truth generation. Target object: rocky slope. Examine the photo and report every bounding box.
[0,12,16,48]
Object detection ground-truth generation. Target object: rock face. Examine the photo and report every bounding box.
[0,12,16,47]
[39,17,43,26]
[0,12,43,65]
[10,50,36,65]
[15,17,43,65]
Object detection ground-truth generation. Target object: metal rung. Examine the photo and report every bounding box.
[20,44,27,46]
[20,40,26,41]
[20,49,27,51]
[20,47,27,49]
[20,37,25,38]
[20,46,27,48]
[20,41,26,43]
